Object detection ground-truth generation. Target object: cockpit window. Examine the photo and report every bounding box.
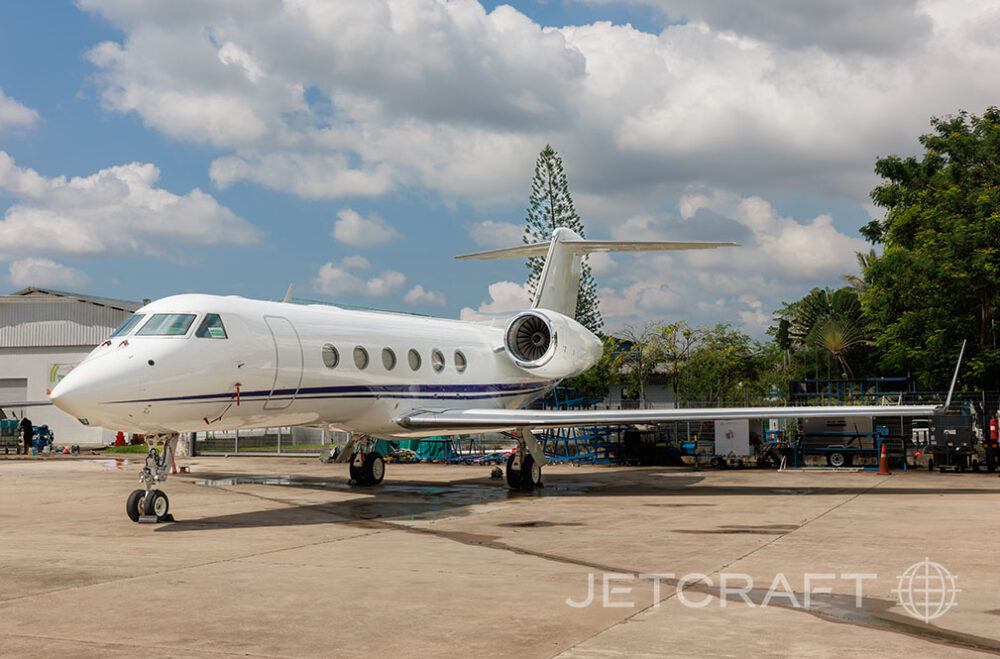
[195,313,228,339]
[137,313,196,336]
[109,314,145,338]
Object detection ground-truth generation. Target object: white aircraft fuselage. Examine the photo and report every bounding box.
[50,293,594,437]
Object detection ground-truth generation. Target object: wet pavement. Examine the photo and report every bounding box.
[0,456,998,657]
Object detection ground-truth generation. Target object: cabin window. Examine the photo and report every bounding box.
[431,349,445,372]
[109,314,145,338]
[195,313,228,339]
[454,350,467,373]
[408,349,421,371]
[322,344,339,368]
[137,313,196,336]
[354,346,369,369]
[382,348,396,370]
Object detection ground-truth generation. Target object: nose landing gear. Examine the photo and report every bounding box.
[126,433,178,523]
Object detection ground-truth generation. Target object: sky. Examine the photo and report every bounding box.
[1,1,998,338]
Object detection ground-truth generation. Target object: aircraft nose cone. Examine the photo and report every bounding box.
[51,364,121,421]
[49,371,90,418]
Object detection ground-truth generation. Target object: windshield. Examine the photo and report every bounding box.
[195,313,228,339]
[137,313,196,336]
[109,314,145,338]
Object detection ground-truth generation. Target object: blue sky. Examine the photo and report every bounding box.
[1,1,997,336]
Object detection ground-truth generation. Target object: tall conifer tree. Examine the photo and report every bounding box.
[522,144,603,333]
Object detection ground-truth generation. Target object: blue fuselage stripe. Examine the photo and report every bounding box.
[106,382,554,405]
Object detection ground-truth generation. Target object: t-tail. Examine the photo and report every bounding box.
[456,227,739,316]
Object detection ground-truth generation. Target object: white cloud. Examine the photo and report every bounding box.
[586,251,617,276]
[331,208,398,246]
[341,254,371,270]
[313,256,405,297]
[468,220,524,247]
[78,0,1000,212]
[404,285,446,306]
[210,153,393,199]
[583,0,932,54]
[459,280,531,320]
[0,151,260,258]
[0,89,38,133]
[8,258,90,289]
[597,190,868,335]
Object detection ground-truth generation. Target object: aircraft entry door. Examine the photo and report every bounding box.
[263,316,303,410]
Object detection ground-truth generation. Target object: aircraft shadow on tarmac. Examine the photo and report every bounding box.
[155,469,1000,532]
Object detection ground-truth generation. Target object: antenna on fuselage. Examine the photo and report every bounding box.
[283,283,294,304]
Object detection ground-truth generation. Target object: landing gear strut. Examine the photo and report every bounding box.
[341,434,385,486]
[126,434,178,523]
[505,428,544,490]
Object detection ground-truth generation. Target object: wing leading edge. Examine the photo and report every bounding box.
[396,404,939,433]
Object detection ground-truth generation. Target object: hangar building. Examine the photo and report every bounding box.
[0,288,140,446]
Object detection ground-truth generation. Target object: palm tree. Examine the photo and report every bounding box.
[806,316,868,378]
[841,249,877,292]
[788,287,869,378]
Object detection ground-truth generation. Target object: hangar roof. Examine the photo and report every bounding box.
[0,288,141,349]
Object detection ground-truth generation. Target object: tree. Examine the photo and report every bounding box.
[772,287,870,379]
[861,107,1000,387]
[523,144,603,333]
[678,324,758,405]
[603,323,671,407]
[842,249,877,292]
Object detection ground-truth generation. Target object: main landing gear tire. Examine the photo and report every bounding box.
[126,489,146,522]
[351,452,385,486]
[349,454,363,483]
[363,452,385,485]
[143,489,170,521]
[506,452,542,490]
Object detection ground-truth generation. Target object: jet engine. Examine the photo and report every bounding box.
[503,309,602,379]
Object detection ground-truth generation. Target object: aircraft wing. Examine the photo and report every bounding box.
[396,404,939,433]
[0,400,52,409]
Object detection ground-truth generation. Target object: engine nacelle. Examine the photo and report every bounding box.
[503,309,603,379]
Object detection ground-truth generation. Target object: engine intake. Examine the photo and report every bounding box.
[505,311,554,366]
[502,309,603,379]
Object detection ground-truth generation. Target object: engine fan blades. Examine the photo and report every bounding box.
[513,315,550,361]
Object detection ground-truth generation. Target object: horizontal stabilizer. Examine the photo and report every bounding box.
[456,239,739,260]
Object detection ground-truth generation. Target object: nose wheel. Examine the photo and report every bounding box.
[126,488,171,522]
[127,434,178,523]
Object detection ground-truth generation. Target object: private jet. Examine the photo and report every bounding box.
[22,228,939,522]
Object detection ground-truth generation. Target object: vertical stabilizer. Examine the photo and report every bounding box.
[531,228,583,316]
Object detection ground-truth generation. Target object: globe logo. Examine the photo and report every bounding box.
[892,558,959,623]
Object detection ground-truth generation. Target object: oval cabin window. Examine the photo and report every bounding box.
[322,344,339,368]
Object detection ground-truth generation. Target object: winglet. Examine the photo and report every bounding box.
[942,339,967,411]
[283,283,294,304]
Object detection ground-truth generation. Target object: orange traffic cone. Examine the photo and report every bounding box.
[877,442,891,475]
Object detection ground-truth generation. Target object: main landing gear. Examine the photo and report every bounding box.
[340,434,385,486]
[505,428,545,491]
[126,434,178,523]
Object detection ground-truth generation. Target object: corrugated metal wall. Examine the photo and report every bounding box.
[0,300,133,348]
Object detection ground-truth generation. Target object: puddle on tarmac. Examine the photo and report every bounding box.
[91,459,129,469]
[190,473,595,522]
